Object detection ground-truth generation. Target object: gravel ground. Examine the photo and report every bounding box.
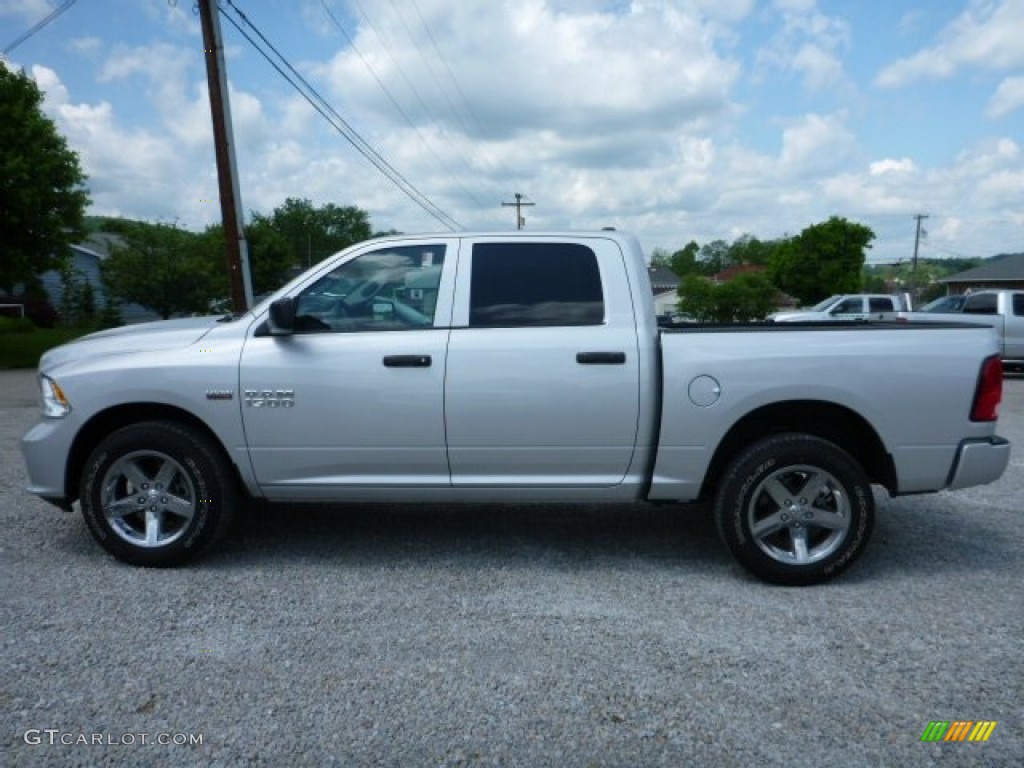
[1,368,1022,767]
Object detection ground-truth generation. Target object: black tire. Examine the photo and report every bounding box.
[79,421,237,566]
[714,433,874,585]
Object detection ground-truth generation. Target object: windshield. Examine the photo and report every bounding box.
[810,295,841,312]
[921,295,965,313]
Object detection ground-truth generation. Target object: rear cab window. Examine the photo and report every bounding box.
[963,294,998,315]
[467,242,605,327]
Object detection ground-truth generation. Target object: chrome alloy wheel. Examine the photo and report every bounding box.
[746,464,852,565]
[100,450,197,548]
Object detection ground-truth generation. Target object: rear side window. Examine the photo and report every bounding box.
[963,293,998,315]
[868,297,893,312]
[1013,294,1024,316]
[469,243,604,327]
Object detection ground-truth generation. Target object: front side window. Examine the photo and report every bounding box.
[293,245,445,332]
[469,243,604,327]
[831,298,862,314]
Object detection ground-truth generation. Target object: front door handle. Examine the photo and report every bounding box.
[576,351,626,365]
[383,355,432,367]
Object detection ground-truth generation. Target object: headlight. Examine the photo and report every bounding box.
[40,375,71,418]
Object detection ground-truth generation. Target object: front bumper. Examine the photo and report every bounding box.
[21,416,78,508]
[947,436,1011,490]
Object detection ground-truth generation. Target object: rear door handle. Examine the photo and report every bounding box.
[383,355,432,367]
[576,351,626,365]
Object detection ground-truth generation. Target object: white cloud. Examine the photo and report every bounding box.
[986,75,1024,118]
[30,64,69,106]
[757,0,851,91]
[69,36,103,56]
[779,112,856,176]
[869,158,916,176]
[317,0,741,141]
[876,0,1024,87]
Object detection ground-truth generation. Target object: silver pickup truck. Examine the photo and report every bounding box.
[21,231,1011,584]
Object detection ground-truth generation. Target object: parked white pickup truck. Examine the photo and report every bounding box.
[768,293,912,322]
[21,231,1011,584]
[903,290,1024,371]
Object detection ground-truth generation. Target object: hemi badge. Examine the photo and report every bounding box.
[205,389,234,401]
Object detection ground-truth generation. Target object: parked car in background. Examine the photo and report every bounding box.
[921,294,967,313]
[903,290,1024,371]
[768,293,912,322]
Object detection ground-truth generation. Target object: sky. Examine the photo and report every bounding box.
[2,0,1023,265]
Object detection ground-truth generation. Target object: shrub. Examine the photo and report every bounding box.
[0,316,36,334]
[0,294,59,328]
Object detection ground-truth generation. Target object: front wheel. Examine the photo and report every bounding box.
[714,434,874,585]
[80,421,237,566]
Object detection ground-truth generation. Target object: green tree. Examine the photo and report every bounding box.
[266,197,372,268]
[668,241,702,277]
[727,234,781,267]
[698,239,731,275]
[0,66,90,293]
[649,247,673,268]
[768,216,874,305]
[678,272,778,322]
[677,275,717,321]
[101,222,212,319]
[58,262,97,326]
[196,217,294,298]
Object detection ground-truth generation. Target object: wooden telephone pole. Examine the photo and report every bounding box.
[502,193,535,230]
[198,0,253,312]
[912,213,929,273]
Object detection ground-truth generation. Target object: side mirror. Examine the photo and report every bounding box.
[266,297,296,335]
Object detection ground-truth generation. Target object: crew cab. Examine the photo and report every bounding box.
[768,293,911,322]
[21,231,1010,584]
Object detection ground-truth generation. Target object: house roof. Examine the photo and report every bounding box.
[712,264,766,283]
[939,253,1024,283]
[70,243,105,261]
[647,265,680,290]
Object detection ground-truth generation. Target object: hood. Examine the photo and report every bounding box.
[39,315,228,372]
[767,310,827,322]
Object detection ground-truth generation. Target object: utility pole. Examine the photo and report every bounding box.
[502,193,535,230]
[913,214,929,307]
[198,0,253,312]
[913,214,929,276]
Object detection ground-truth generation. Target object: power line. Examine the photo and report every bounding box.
[219,1,461,231]
[319,0,488,210]
[2,0,76,57]
[407,0,519,185]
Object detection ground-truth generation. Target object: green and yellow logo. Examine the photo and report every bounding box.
[921,721,997,742]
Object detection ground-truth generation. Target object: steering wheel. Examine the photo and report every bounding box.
[341,280,383,309]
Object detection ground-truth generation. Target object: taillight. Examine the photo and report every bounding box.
[970,355,1003,422]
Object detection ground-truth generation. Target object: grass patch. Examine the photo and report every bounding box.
[0,325,93,370]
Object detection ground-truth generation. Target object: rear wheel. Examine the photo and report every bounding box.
[714,433,874,585]
[80,421,237,566]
